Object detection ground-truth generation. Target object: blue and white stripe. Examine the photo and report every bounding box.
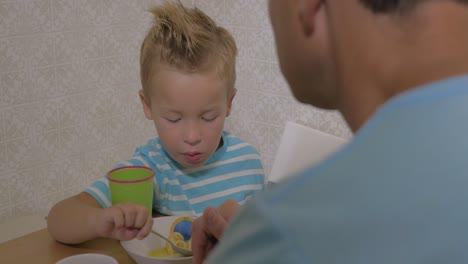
[84,131,266,216]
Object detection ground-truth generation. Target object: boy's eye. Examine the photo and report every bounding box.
[166,118,181,123]
[202,116,217,122]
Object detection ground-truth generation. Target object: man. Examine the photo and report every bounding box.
[192,0,468,263]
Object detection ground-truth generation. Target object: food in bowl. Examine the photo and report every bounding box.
[121,216,194,264]
[148,216,193,258]
[148,232,191,257]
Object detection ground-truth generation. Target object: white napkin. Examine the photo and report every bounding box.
[268,122,348,184]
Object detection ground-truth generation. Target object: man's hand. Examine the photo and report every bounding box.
[192,199,240,264]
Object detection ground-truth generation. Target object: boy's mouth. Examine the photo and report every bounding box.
[184,152,202,163]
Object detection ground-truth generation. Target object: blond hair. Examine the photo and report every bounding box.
[140,1,237,101]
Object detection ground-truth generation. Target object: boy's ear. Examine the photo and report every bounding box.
[139,90,153,120]
[226,88,237,117]
[299,0,322,37]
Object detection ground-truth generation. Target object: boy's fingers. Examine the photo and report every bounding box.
[120,228,138,241]
[123,207,137,228]
[137,215,154,240]
[134,208,148,229]
[112,209,124,229]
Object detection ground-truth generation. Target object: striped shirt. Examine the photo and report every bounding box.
[85,131,266,216]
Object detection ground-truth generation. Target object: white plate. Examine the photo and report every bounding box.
[55,253,118,264]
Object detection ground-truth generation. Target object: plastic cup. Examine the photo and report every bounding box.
[107,166,154,213]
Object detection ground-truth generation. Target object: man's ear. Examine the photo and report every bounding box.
[299,0,322,36]
[226,88,237,117]
[139,90,153,120]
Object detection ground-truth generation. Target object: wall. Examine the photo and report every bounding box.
[0,0,351,224]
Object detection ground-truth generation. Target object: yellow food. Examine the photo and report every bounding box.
[148,232,191,258]
[148,217,194,258]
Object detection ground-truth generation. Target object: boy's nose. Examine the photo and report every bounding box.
[184,124,202,145]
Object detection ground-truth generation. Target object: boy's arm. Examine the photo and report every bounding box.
[47,192,105,244]
[47,192,154,244]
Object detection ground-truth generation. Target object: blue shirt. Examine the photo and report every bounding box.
[208,76,468,263]
[85,131,266,216]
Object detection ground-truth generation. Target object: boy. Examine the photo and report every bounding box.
[47,1,265,244]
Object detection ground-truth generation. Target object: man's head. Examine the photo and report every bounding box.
[360,0,468,13]
[139,1,237,168]
[269,0,468,130]
[268,0,337,109]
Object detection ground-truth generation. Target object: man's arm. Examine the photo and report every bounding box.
[206,200,293,264]
[191,198,294,264]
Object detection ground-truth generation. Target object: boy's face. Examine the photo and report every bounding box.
[140,68,235,168]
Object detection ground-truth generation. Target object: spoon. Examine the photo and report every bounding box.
[150,229,193,257]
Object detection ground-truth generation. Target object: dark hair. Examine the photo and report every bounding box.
[360,0,468,13]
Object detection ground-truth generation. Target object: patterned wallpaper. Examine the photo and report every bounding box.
[0,0,351,224]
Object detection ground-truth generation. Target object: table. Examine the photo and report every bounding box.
[0,228,136,263]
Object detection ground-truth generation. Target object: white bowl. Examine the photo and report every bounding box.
[56,253,118,264]
[121,216,193,264]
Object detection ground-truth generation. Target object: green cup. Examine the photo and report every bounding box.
[107,166,154,213]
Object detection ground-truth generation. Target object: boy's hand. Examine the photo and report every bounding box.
[95,202,154,241]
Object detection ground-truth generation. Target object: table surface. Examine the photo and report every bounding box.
[0,228,136,264]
